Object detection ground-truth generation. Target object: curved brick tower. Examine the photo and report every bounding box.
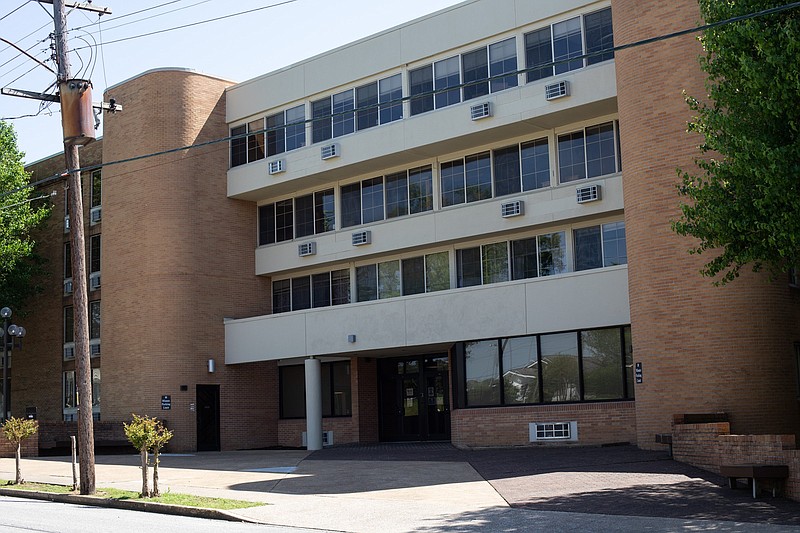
[612,0,800,447]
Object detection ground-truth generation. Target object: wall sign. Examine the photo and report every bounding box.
[161,395,171,410]
[635,362,643,384]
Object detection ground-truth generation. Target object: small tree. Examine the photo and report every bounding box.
[2,417,38,484]
[150,420,173,497]
[123,414,157,497]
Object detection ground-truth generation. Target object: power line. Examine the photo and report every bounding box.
[0,1,30,23]
[6,1,800,199]
[71,0,214,35]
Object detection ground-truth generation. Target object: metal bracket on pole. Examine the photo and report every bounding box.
[1,87,122,112]
[35,1,112,15]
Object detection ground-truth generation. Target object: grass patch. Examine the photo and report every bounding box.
[1,481,263,510]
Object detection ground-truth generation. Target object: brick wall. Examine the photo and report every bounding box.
[277,417,359,448]
[355,358,379,443]
[452,401,636,448]
[0,431,39,458]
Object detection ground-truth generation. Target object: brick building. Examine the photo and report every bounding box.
[17,0,800,453]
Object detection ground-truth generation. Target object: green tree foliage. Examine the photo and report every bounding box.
[0,121,50,307]
[123,414,173,498]
[674,1,800,284]
[2,417,38,484]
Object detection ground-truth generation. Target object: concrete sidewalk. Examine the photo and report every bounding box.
[1,444,800,532]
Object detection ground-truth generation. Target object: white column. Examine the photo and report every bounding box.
[305,357,323,451]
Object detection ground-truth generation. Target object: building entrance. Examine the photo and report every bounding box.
[378,355,450,441]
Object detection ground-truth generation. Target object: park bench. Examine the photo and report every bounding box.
[719,464,789,498]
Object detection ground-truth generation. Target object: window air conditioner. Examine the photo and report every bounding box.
[321,144,339,160]
[90,206,102,225]
[545,80,570,101]
[351,230,371,246]
[298,242,317,257]
[89,271,101,291]
[500,200,524,218]
[268,159,286,175]
[470,102,491,120]
[576,184,601,204]
[64,278,73,295]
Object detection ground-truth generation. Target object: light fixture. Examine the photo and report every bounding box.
[347,334,356,343]
[207,358,216,373]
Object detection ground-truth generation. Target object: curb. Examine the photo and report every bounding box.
[0,486,261,523]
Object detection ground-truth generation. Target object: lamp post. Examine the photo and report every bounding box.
[1,307,26,421]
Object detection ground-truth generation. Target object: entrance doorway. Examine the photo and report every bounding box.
[378,355,450,441]
[196,384,220,451]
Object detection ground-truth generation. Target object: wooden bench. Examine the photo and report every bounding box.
[719,464,789,498]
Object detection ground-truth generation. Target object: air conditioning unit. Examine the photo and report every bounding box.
[321,143,339,160]
[301,430,334,447]
[89,339,101,357]
[500,200,524,218]
[64,278,73,295]
[64,215,70,233]
[268,159,286,175]
[351,230,371,246]
[89,271,101,291]
[63,342,75,360]
[545,80,570,101]
[90,206,102,225]
[470,101,491,120]
[298,242,316,257]
[576,184,601,204]
[529,421,578,442]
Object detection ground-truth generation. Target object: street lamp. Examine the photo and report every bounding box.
[1,306,25,421]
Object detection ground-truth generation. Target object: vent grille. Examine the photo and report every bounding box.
[470,102,491,120]
[576,184,601,204]
[321,143,339,160]
[89,271,101,291]
[90,340,101,357]
[500,200,524,218]
[298,242,317,257]
[351,230,371,246]
[90,206,102,225]
[268,159,286,175]
[545,80,570,101]
[529,421,578,442]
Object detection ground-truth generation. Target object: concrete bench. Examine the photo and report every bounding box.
[719,464,789,498]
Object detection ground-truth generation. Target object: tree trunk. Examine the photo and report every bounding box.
[152,449,159,497]
[140,448,149,497]
[14,441,22,484]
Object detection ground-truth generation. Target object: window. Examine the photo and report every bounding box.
[273,279,291,313]
[582,328,624,400]
[342,167,433,228]
[457,242,509,287]
[63,306,74,360]
[63,371,76,410]
[379,74,403,124]
[273,269,351,313]
[332,90,355,138]
[521,138,550,190]
[573,222,627,271]
[265,106,306,156]
[538,232,567,276]
[358,252,450,301]
[64,242,72,280]
[341,183,362,228]
[280,361,352,418]
[311,98,332,143]
[89,301,100,341]
[434,56,461,109]
[292,276,311,310]
[258,189,336,246]
[315,189,336,234]
[462,48,489,101]
[502,336,540,404]
[294,194,314,239]
[558,121,620,183]
[493,145,521,197]
[489,37,518,92]
[230,125,247,167]
[441,152,491,207]
[248,118,265,163]
[409,65,434,115]
[356,82,378,131]
[63,368,100,413]
[90,170,101,208]
[525,8,614,82]
[275,199,293,242]
[90,235,101,275]
[465,340,500,406]
[361,177,384,224]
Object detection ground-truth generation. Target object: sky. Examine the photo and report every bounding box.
[0,0,464,164]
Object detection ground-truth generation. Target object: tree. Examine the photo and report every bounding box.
[124,414,157,497]
[0,122,50,308]
[673,1,800,284]
[2,417,38,484]
[150,421,173,497]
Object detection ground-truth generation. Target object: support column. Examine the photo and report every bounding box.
[305,357,323,450]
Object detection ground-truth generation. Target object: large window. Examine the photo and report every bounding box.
[258,189,335,246]
[90,235,101,275]
[574,221,627,272]
[341,166,433,228]
[90,170,101,208]
[356,252,450,302]
[230,105,306,168]
[558,121,621,183]
[63,368,101,416]
[461,326,632,407]
[280,361,352,418]
[525,7,614,83]
[273,269,350,313]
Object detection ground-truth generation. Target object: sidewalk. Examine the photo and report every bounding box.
[1,444,799,532]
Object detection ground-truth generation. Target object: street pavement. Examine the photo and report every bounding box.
[1,443,800,532]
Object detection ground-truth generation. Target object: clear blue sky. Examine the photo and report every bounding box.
[0,0,464,164]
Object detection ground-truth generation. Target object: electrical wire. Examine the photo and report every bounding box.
[4,1,800,199]
[0,1,30,23]
[71,0,214,35]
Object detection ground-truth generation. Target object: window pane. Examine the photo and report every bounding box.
[582,328,624,400]
[482,242,509,284]
[585,7,614,65]
[64,371,76,409]
[558,130,586,183]
[356,265,377,302]
[603,221,628,266]
[89,301,100,340]
[502,336,540,404]
[272,279,291,313]
[440,159,465,207]
[574,226,602,271]
[624,326,634,399]
[361,177,384,224]
[312,272,331,308]
[314,189,335,234]
[434,56,461,108]
[292,276,311,310]
[425,252,450,292]
[541,332,579,402]
[258,204,275,245]
[465,340,500,406]
[409,165,433,213]
[64,242,72,279]
[294,194,314,238]
[402,256,425,296]
[553,17,583,74]
[90,170,101,208]
[511,237,538,280]
[462,48,489,101]
[465,152,492,202]
[385,171,409,219]
[230,125,247,167]
[493,145,521,197]
[539,231,566,276]
[332,90,355,137]
[331,362,352,416]
[586,122,617,178]
[341,183,362,228]
[331,269,351,305]
[525,27,553,82]
[64,306,74,344]
[92,368,100,407]
[248,119,265,162]
[521,138,550,190]
[356,82,379,131]
[275,199,293,242]
[489,37,518,92]
[409,65,434,115]
[266,113,285,157]
[379,74,403,123]
[285,104,306,151]
[280,365,306,418]
[311,98,332,144]
[90,235,101,274]
[457,247,482,287]
[322,364,332,417]
[378,260,401,299]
